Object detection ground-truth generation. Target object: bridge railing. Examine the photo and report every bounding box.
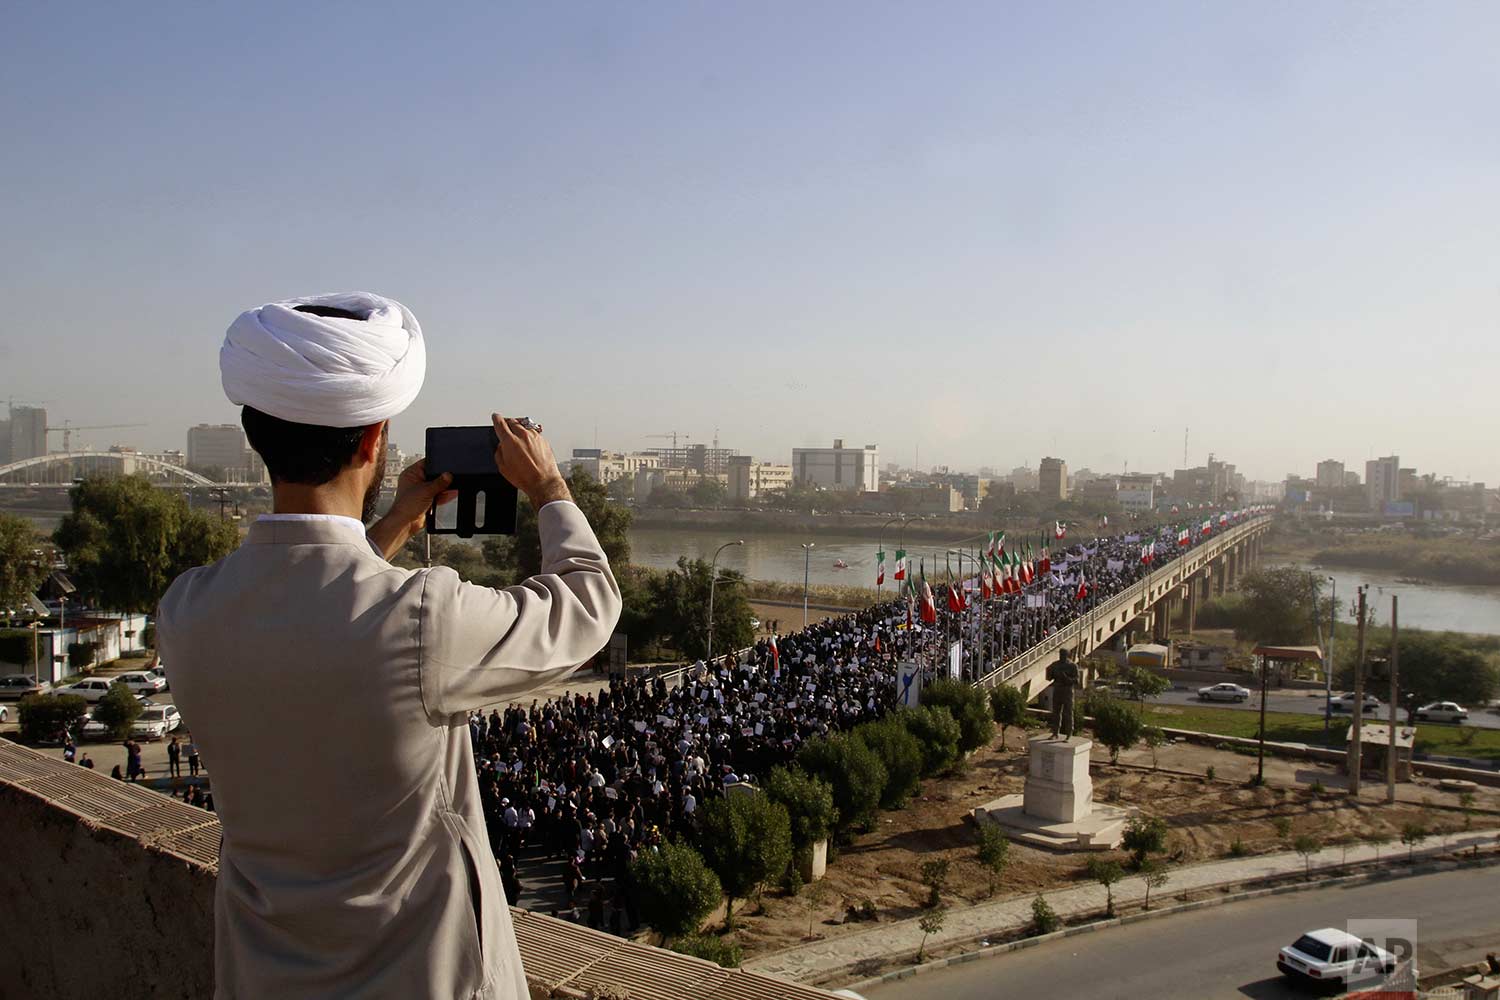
[973,515,1271,693]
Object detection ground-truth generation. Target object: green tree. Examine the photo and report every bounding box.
[1091,696,1144,763]
[1399,820,1428,863]
[645,557,754,660]
[1086,857,1124,917]
[921,678,995,754]
[1031,894,1060,934]
[1234,568,1327,644]
[901,705,962,776]
[1138,858,1169,910]
[0,513,48,618]
[54,476,238,612]
[1121,666,1170,705]
[92,681,144,739]
[1141,726,1166,770]
[798,733,887,835]
[975,824,1011,897]
[918,858,950,909]
[1390,633,1497,708]
[17,693,88,743]
[916,906,946,962]
[630,842,722,942]
[1292,834,1322,876]
[989,685,1031,750]
[763,766,839,850]
[1122,815,1169,867]
[696,793,794,927]
[853,716,924,809]
[689,477,727,508]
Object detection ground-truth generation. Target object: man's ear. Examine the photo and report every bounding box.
[357,422,387,465]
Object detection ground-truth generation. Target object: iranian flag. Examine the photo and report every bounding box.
[1201,518,1212,536]
[998,555,1013,594]
[876,549,885,586]
[1075,574,1089,601]
[1219,512,1229,526]
[893,549,908,582]
[1177,527,1190,547]
[980,566,993,600]
[1039,544,1051,575]
[769,635,779,672]
[1054,520,1067,540]
[1007,551,1023,593]
[993,531,1007,562]
[1140,541,1154,565]
[946,581,964,613]
[919,569,938,624]
[1170,504,1180,514]
[1022,544,1035,585]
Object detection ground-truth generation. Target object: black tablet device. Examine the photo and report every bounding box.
[424,426,518,537]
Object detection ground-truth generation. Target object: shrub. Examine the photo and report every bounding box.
[1031,895,1060,934]
[671,933,743,968]
[764,766,838,850]
[1141,726,1166,770]
[916,906,946,961]
[1092,697,1145,763]
[976,824,1010,896]
[1227,837,1249,858]
[17,693,88,744]
[91,681,143,740]
[697,793,793,926]
[919,858,950,909]
[799,733,887,834]
[1292,835,1322,875]
[1205,765,1216,781]
[989,685,1031,749]
[630,842,722,941]
[902,705,962,776]
[1138,858,1170,909]
[1086,858,1125,917]
[66,641,98,670]
[921,678,995,754]
[1272,816,1293,841]
[854,716,924,809]
[1400,821,1428,862]
[1122,815,1169,866]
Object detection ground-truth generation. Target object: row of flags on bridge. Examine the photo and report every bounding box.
[875,504,1274,615]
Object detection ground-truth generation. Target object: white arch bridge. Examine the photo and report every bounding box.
[0,452,220,487]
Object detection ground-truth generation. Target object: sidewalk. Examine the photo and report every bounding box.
[743,826,1500,985]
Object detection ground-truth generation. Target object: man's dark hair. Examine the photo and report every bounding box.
[241,408,368,486]
[240,303,378,486]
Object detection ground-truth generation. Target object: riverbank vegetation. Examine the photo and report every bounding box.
[1266,521,1500,586]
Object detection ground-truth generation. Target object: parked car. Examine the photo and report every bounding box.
[80,711,111,741]
[151,662,168,689]
[55,678,121,703]
[131,704,182,740]
[1277,928,1398,988]
[114,670,167,696]
[1414,701,1468,724]
[0,675,51,700]
[1197,682,1251,703]
[1329,691,1381,713]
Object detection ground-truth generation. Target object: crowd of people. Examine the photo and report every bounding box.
[471,509,1263,931]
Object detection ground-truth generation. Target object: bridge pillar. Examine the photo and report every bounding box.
[1213,559,1225,599]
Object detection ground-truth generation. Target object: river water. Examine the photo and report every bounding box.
[628,527,1500,636]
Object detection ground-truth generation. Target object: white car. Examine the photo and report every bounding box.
[1277,928,1399,988]
[131,704,182,740]
[1197,683,1251,703]
[114,670,167,696]
[56,678,121,703]
[1329,691,1381,713]
[1414,701,1468,724]
[80,711,111,741]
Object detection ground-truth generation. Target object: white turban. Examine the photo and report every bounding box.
[220,291,425,427]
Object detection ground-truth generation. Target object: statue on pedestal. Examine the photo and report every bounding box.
[1046,648,1080,738]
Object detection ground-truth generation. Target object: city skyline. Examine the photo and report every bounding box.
[4,4,1498,484]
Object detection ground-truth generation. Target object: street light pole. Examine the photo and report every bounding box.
[877,516,903,598]
[1324,576,1336,732]
[706,539,744,661]
[801,543,815,630]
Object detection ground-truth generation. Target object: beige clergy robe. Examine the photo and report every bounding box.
[158,502,621,999]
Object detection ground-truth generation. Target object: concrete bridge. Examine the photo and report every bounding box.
[973,515,1273,701]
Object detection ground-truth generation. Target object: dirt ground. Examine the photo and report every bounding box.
[731,733,1497,960]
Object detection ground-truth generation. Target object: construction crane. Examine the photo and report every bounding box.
[45,421,147,453]
[644,432,689,449]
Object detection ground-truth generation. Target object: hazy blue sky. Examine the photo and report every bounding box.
[3,2,1497,484]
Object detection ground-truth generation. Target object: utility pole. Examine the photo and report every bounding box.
[801,543,815,630]
[1387,594,1399,804]
[1324,576,1336,732]
[1349,586,1367,795]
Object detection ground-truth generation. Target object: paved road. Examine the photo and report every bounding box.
[865,868,1499,999]
[1148,686,1500,730]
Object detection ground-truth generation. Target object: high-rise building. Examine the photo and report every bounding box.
[4,406,48,462]
[1038,457,1068,500]
[188,424,249,473]
[648,443,738,476]
[1315,459,1345,490]
[791,439,879,493]
[1117,473,1156,512]
[1365,456,1401,511]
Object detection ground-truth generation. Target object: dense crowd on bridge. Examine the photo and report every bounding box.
[468,507,1267,930]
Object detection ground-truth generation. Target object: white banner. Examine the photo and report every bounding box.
[948,642,962,680]
[897,661,923,708]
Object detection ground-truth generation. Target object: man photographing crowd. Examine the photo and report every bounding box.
[159,292,621,999]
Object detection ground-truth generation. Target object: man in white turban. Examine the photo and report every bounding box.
[159,292,621,999]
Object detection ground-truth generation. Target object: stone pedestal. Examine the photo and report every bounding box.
[1024,736,1093,823]
[971,735,1129,851]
